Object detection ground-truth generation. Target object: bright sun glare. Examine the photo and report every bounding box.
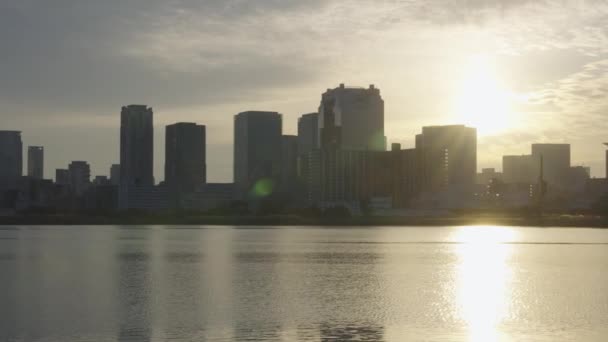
[455,55,516,136]
[454,226,517,342]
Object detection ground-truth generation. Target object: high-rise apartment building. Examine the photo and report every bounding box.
[0,131,22,188]
[68,161,91,195]
[119,105,154,208]
[415,125,477,192]
[297,113,319,154]
[27,146,44,179]
[234,111,282,198]
[318,84,385,151]
[165,122,206,205]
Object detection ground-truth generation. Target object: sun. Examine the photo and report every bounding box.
[454,54,515,136]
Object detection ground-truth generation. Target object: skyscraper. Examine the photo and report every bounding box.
[110,164,120,185]
[531,143,570,189]
[27,146,44,180]
[120,105,154,188]
[318,84,385,151]
[234,111,282,198]
[280,135,298,194]
[68,161,91,195]
[415,125,477,192]
[297,113,318,154]
[165,122,206,203]
[55,169,70,185]
[0,131,22,188]
[120,105,154,208]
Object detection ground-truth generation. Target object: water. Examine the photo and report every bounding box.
[1,225,607,342]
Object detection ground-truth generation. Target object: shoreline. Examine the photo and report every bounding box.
[1,214,607,228]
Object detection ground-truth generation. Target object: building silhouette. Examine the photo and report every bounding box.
[503,155,535,184]
[319,84,385,151]
[119,105,154,208]
[604,143,608,178]
[55,169,70,186]
[110,164,120,186]
[165,122,206,206]
[280,135,298,195]
[0,131,22,189]
[27,146,44,180]
[531,143,570,190]
[476,167,503,185]
[297,113,319,154]
[68,161,91,196]
[415,125,477,192]
[234,111,282,198]
[93,175,110,186]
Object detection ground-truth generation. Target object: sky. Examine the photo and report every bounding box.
[1,0,607,182]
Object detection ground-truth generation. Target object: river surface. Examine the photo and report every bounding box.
[0,225,607,341]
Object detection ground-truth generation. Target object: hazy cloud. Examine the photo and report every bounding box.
[1,0,607,179]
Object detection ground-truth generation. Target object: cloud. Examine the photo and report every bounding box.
[1,0,607,179]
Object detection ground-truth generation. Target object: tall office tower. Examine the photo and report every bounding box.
[234,111,282,198]
[110,164,120,185]
[503,155,536,184]
[318,84,385,151]
[165,122,206,202]
[280,135,299,194]
[120,105,154,208]
[0,131,22,188]
[297,113,319,154]
[531,143,570,189]
[27,146,44,179]
[68,161,91,195]
[120,105,154,187]
[415,125,477,192]
[55,169,70,185]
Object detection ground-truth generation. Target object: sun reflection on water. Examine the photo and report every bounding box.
[454,226,516,342]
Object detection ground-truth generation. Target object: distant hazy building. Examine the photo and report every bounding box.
[93,175,111,186]
[165,123,206,202]
[476,168,503,185]
[119,105,154,208]
[387,145,420,208]
[27,146,44,180]
[0,131,23,188]
[319,84,385,151]
[180,183,236,211]
[110,164,120,185]
[531,143,570,190]
[280,135,299,195]
[68,161,91,196]
[234,111,282,198]
[55,169,70,186]
[415,125,477,193]
[604,143,608,178]
[569,166,590,193]
[302,147,418,209]
[503,155,536,184]
[297,113,319,154]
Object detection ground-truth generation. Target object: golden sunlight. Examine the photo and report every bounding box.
[454,55,515,136]
[453,226,517,342]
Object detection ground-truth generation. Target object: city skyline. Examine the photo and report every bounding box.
[1,1,607,181]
